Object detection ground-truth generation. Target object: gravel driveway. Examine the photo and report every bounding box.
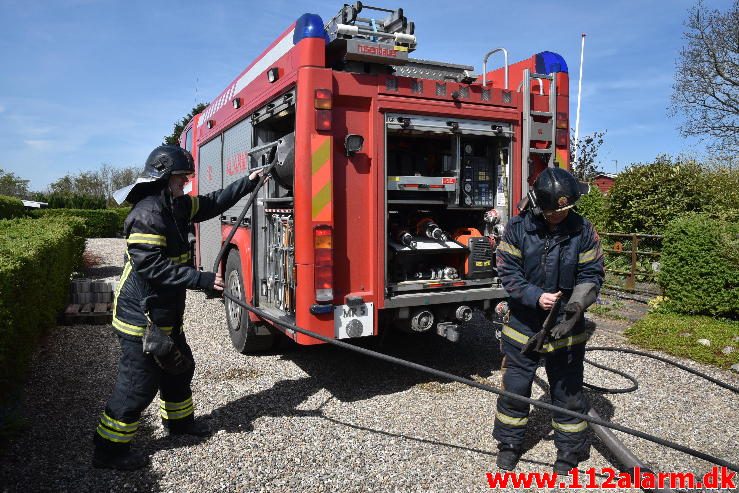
[1,238,737,492]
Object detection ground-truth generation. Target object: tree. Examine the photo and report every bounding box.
[0,169,30,198]
[670,1,739,154]
[163,102,208,146]
[569,130,606,181]
[45,163,141,206]
[606,155,709,234]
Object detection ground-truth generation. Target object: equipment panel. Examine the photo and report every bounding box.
[384,113,510,299]
[197,136,224,272]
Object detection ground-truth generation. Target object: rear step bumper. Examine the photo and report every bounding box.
[383,286,506,309]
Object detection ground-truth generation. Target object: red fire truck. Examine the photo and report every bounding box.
[178,3,571,353]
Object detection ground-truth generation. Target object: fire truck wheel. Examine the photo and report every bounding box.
[225,250,276,353]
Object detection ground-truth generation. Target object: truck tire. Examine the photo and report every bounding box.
[225,249,276,353]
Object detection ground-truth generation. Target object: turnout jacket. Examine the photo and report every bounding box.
[112,176,259,339]
[495,210,604,348]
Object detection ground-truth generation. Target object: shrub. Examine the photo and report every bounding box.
[31,209,119,238]
[702,165,739,222]
[40,192,107,210]
[575,186,608,232]
[110,207,131,233]
[0,196,26,220]
[607,156,708,234]
[0,216,85,409]
[658,213,739,318]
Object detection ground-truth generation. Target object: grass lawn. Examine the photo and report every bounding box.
[625,312,739,369]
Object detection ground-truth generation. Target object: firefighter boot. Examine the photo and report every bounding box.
[496,443,523,471]
[92,448,148,471]
[164,418,212,437]
[553,449,590,475]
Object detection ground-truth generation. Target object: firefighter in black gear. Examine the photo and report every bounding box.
[93,145,266,470]
[493,167,604,474]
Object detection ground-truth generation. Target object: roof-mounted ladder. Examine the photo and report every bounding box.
[325,2,416,49]
[520,68,557,196]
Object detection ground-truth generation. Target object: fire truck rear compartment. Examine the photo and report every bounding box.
[251,100,297,317]
[383,116,511,336]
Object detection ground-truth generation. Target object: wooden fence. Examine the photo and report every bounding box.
[600,232,662,295]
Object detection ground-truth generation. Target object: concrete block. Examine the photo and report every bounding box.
[93,303,109,313]
[98,292,114,303]
[72,279,91,293]
[91,281,110,293]
[73,292,93,304]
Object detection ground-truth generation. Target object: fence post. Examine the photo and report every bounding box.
[626,234,638,292]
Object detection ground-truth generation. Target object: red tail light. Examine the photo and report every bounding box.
[314,225,333,303]
[314,89,332,109]
[315,89,332,131]
[316,110,332,131]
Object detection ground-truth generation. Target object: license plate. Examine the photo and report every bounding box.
[334,302,373,339]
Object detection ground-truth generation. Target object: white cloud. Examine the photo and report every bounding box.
[23,139,55,151]
[0,105,5,113]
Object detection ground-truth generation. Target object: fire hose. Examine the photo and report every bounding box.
[211,164,739,476]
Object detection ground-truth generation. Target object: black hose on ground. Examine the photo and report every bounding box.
[221,290,739,473]
[587,408,675,493]
[210,167,739,474]
[585,346,739,394]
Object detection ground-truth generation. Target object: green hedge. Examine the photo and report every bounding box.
[658,213,739,318]
[31,208,119,238]
[702,165,739,222]
[0,196,26,220]
[0,216,85,409]
[607,157,708,234]
[42,192,107,210]
[575,186,608,232]
[111,207,131,233]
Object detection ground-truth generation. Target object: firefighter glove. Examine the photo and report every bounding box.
[550,302,583,339]
[153,346,194,375]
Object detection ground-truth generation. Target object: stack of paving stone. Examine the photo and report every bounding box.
[63,279,117,324]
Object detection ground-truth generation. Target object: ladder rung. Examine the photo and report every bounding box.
[531,111,552,117]
[529,148,552,154]
[530,73,554,80]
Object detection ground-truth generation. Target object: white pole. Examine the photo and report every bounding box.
[573,33,586,167]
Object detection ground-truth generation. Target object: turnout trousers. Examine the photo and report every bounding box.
[93,330,196,453]
[493,337,590,455]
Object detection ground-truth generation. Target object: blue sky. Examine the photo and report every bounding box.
[0,0,728,190]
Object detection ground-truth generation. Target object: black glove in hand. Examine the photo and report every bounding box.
[550,302,584,339]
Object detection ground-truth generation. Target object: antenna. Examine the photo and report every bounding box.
[573,33,586,166]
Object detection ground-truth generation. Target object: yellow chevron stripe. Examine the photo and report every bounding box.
[312,183,332,220]
[311,138,331,174]
[311,135,332,221]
